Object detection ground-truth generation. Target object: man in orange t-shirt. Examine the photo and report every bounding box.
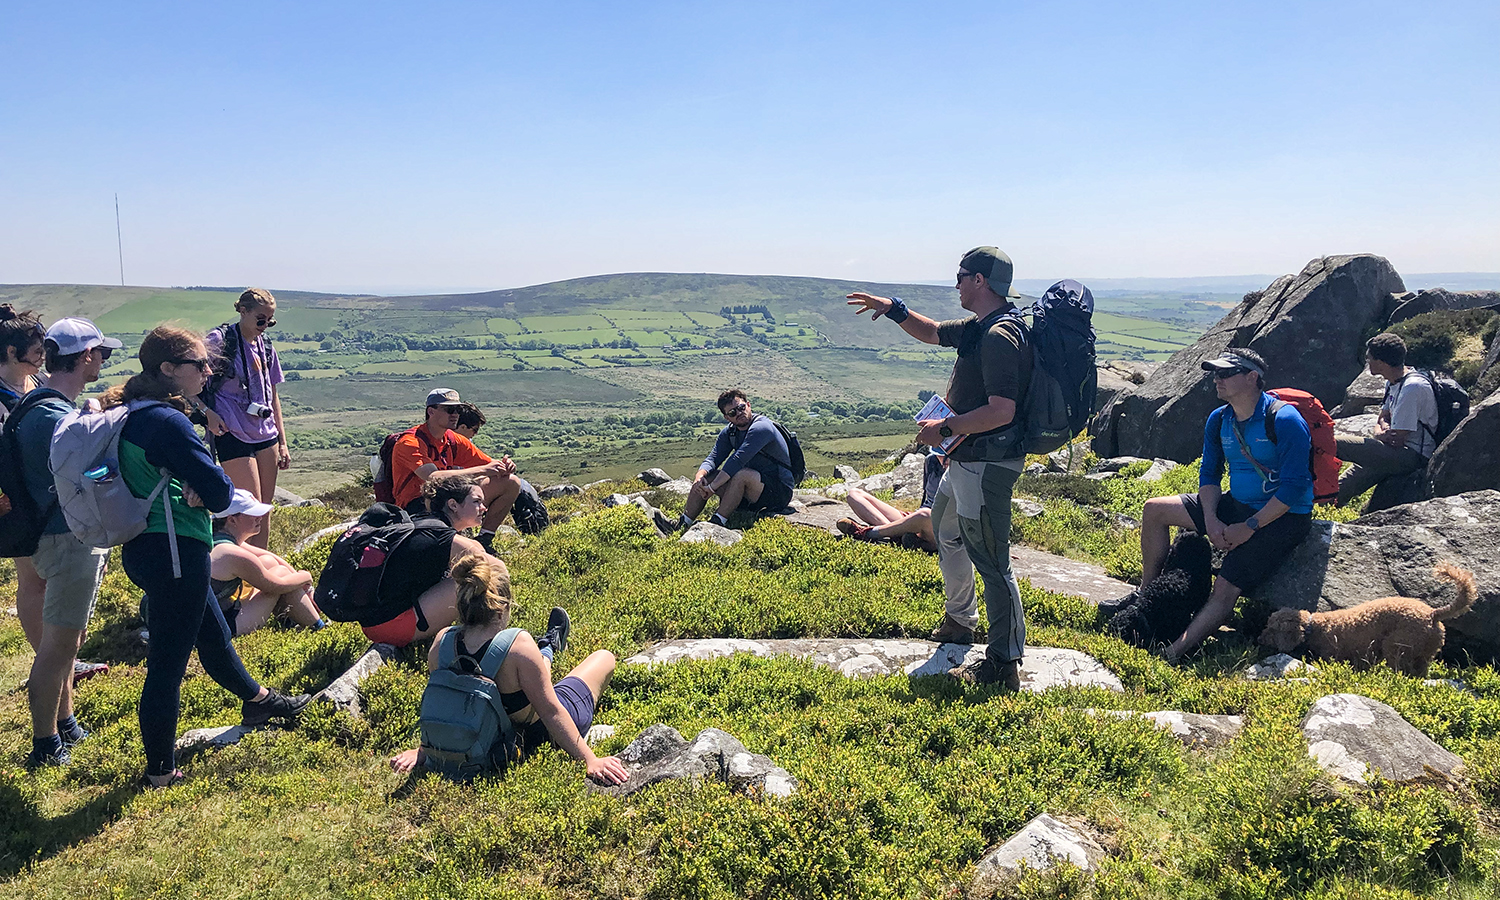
[389,388,520,551]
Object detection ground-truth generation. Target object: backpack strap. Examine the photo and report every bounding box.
[478,627,522,679]
[1226,403,1280,493]
[435,628,461,669]
[1264,399,1285,445]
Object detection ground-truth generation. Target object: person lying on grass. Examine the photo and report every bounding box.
[209,488,326,637]
[389,552,628,785]
[837,451,945,551]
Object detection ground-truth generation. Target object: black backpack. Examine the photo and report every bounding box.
[0,389,68,558]
[199,322,243,412]
[510,477,550,535]
[1406,370,1471,446]
[314,502,455,627]
[770,422,806,486]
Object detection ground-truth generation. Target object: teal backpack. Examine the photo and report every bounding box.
[418,627,523,781]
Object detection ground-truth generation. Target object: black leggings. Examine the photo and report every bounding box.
[123,532,262,776]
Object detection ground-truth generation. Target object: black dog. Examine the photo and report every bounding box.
[1104,533,1214,650]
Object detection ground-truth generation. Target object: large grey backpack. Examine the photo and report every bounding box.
[50,400,181,577]
[419,627,523,781]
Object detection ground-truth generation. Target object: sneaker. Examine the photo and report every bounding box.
[928,616,977,644]
[477,531,496,553]
[948,657,1022,691]
[72,660,110,686]
[241,689,313,728]
[835,517,861,537]
[544,606,571,657]
[25,742,70,770]
[57,718,89,746]
[139,769,186,790]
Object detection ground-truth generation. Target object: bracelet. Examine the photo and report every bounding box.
[885,296,911,324]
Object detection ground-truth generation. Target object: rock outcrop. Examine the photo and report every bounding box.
[1093,255,1405,462]
[638,468,671,486]
[973,814,1106,887]
[1253,491,1500,659]
[1387,288,1500,325]
[313,643,398,717]
[591,724,796,798]
[1427,389,1500,497]
[538,483,581,500]
[1301,694,1464,784]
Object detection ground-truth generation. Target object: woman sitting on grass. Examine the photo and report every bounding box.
[209,488,326,637]
[836,452,945,551]
[389,553,628,786]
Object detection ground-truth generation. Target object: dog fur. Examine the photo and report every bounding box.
[1257,563,1477,676]
[1107,533,1214,650]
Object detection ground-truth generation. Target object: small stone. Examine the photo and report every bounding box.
[973,813,1105,887]
[1012,498,1045,518]
[585,724,617,745]
[834,464,861,483]
[176,724,252,753]
[538,483,582,500]
[1089,456,1147,474]
[583,479,613,491]
[680,522,742,546]
[1244,653,1317,680]
[1139,459,1179,481]
[313,643,397,718]
[638,468,672,486]
[603,493,630,508]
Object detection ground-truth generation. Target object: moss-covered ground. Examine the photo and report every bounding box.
[0,472,1496,899]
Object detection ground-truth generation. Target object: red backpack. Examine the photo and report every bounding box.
[1265,388,1340,505]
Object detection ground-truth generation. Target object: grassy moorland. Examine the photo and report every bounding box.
[1,464,1497,900]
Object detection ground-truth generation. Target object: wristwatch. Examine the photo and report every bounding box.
[938,420,953,438]
[1245,515,1261,532]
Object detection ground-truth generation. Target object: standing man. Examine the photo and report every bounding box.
[388,388,520,552]
[847,247,1033,689]
[681,389,795,529]
[13,318,121,767]
[1135,349,1314,660]
[1335,333,1438,509]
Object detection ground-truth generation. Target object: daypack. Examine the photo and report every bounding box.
[199,322,244,413]
[314,502,454,626]
[510,477,550,535]
[0,389,67,558]
[418,626,522,781]
[1224,389,1341,505]
[771,422,807,486]
[1403,369,1470,447]
[371,429,412,505]
[50,400,181,574]
[953,280,1098,460]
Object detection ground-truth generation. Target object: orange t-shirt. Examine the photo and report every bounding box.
[390,426,491,508]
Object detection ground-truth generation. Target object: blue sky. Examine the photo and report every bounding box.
[2,1,1496,293]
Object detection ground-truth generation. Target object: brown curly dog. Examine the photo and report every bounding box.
[1258,563,1477,676]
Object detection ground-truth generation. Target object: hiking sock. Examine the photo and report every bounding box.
[477,530,496,553]
[57,715,87,745]
[26,734,68,769]
[311,619,328,631]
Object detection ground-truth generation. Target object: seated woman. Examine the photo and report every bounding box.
[837,452,946,551]
[390,553,627,785]
[210,488,326,637]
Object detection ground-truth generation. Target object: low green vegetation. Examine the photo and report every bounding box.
[0,473,1495,898]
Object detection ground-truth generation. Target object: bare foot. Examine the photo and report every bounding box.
[390,748,422,775]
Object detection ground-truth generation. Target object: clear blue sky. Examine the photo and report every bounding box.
[3,1,1496,293]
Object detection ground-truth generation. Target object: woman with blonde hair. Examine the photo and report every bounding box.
[199,288,290,549]
[107,325,308,787]
[390,552,626,785]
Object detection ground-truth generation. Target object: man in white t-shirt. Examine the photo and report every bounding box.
[1335,332,1439,508]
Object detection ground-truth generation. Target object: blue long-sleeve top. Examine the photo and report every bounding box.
[1199,392,1314,514]
[120,403,235,546]
[700,415,794,491]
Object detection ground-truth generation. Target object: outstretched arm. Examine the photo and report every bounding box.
[511,635,628,784]
[846,293,941,344]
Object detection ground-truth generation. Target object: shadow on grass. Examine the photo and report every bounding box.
[0,779,137,878]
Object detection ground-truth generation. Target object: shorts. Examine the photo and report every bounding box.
[362,607,419,647]
[519,675,597,752]
[32,532,109,631]
[1179,493,1312,592]
[216,432,278,462]
[722,472,793,513]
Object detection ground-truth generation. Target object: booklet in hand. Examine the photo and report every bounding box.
[915,395,966,455]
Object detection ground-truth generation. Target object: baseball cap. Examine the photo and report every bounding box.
[959,247,1022,299]
[45,318,123,355]
[1200,351,1266,377]
[425,387,462,407]
[216,488,273,519]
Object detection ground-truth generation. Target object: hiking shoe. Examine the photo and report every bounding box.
[545,606,571,657]
[140,769,186,790]
[651,507,676,534]
[928,616,976,644]
[948,657,1022,691]
[241,689,312,728]
[58,719,89,747]
[477,531,496,553]
[836,517,861,536]
[25,741,70,770]
[72,660,110,686]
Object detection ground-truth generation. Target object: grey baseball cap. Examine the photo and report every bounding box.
[425,387,463,407]
[959,247,1022,299]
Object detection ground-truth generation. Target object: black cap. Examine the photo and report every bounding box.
[959,247,1022,299]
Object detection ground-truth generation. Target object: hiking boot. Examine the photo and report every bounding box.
[477,531,496,554]
[544,606,571,657]
[928,616,976,644]
[948,656,1022,691]
[651,507,676,534]
[241,689,312,728]
[72,660,110,686]
[25,740,70,770]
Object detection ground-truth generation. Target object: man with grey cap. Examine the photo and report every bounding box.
[847,246,1033,690]
[1132,348,1313,661]
[388,387,519,552]
[9,317,121,767]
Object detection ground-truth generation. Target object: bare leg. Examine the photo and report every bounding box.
[871,508,934,548]
[277,585,323,627]
[15,557,45,651]
[221,455,265,546]
[251,445,282,550]
[1164,575,1242,660]
[716,469,763,517]
[1140,496,1197,586]
[230,592,279,637]
[683,487,710,520]
[845,489,904,527]
[28,625,83,738]
[481,474,522,532]
[563,649,617,703]
[412,578,460,641]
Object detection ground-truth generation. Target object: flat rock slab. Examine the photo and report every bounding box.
[1010,546,1135,607]
[1302,693,1464,784]
[973,813,1106,886]
[176,724,253,753]
[1093,709,1244,749]
[625,639,1123,692]
[591,724,796,799]
[313,643,397,717]
[680,522,742,546]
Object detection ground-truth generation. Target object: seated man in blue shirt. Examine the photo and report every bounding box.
[680,389,795,528]
[1137,348,1315,661]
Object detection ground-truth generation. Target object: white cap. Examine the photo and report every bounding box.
[217,488,273,519]
[44,317,123,355]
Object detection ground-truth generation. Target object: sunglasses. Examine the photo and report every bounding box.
[723,402,748,417]
[98,347,113,361]
[256,316,276,328]
[955,270,977,287]
[171,357,212,373]
[1212,367,1249,380]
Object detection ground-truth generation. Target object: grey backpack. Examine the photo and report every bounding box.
[419,627,523,781]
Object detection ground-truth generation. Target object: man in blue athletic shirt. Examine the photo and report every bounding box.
[1135,348,1314,661]
[681,389,795,528]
